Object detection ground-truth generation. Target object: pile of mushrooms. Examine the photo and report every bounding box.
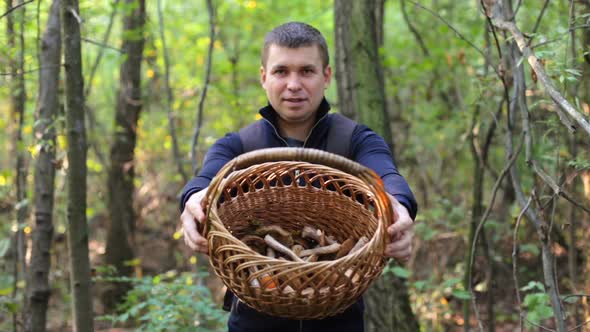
[239,225,368,294]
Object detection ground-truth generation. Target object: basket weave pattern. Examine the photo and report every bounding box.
[204,148,394,319]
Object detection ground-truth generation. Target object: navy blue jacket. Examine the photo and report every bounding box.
[179,99,417,219]
[179,99,417,332]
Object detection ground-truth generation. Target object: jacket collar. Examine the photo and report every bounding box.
[258,97,332,127]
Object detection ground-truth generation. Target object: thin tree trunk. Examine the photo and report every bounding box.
[104,0,145,309]
[190,0,214,174]
[25,2,61,330]
[6,0,28,330]
[465,20,496,332]
[157,0,187,182]
[335,1,418,331]
[61,0,94,330]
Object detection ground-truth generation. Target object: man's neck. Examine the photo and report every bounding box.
[278,118,315,141]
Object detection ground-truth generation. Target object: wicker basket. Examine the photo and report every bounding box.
[203,148,396,319]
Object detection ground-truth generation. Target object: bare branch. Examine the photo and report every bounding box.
[568,319,590,332]
[485,3,590,137]
[526,0,550,46]
[0,64,62,76]
[85,0,121,97]
[68,7,82,24]
[468,133,524,327]
[0,0,33,20]
[531,161,590,215]
[81,37,123,53]
[513,194,533,331]
[400,0,429,56]
[407,0,488,61]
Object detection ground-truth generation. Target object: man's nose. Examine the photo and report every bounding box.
[286,73,302,91]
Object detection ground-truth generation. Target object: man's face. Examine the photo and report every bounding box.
[261,45,331,128]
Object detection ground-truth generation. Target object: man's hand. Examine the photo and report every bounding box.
[384,194,414,262]
[180,188,209,254]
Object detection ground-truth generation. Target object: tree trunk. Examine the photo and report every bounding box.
[25,2,61,331]
[335,1,419,331]
[334,0,392,146]
[6,0,28,329]
[579,2,590,323]
[103,0,145,309]
[61,0,94,330]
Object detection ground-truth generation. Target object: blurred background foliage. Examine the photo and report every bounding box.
[1,0,589,331]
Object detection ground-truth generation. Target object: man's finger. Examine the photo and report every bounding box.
[388,217,412,235]
[386,232,413,252]
[181,211,199,241]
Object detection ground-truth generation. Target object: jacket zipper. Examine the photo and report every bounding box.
[264,114,328,187]
[263,113,329,148]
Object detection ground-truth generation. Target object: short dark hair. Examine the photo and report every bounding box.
[261,22,329,68]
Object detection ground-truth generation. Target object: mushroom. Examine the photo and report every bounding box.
[301,226,337,245]
[256,225,294,247]
[299,243,341,258]
[291,244,304,256]
[335,238,355,259]
[349,236,369,254]
[240,235,267,254]
[264,234,304,262]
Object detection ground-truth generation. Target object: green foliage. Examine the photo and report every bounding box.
[521,281,553,327]
[98,270,227,332]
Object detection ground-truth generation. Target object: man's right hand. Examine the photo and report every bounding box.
[181,188,209,254]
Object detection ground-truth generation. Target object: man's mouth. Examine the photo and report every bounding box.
[283,98,307,103]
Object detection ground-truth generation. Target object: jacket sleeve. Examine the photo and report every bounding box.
[350,125,418,220]
[179,132,242,211]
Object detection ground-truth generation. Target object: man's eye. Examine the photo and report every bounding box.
[274,69,286,75]
[303,69,314,74]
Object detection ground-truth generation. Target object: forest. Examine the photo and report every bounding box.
[1,0,590,331]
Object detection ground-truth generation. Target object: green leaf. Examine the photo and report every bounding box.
[521,281,545,292]
[563,296,580,304]
[0,238,10,257]
[443,277,462,288]
[520,244,539,256]
[0,286,13,296]
[390,266,411,279]
[452,289,472,300]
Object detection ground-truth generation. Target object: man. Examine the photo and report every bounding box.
[180,22,417,332]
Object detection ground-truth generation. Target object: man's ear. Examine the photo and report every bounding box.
[260,66,267,86]
[323,65,332,87]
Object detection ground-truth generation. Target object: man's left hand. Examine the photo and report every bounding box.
[384,194,414,262]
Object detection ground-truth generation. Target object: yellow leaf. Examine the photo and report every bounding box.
[23,125,32,135]
[57,135,67,149]
[189,256,197,264]
[146,69,155,78]
[173,231,182,240]
[28,145,39,159]
[23,226,31,235]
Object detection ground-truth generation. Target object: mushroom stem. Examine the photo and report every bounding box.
[264,235,304,262]
[299,243,341,257]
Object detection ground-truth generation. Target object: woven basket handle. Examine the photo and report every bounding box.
[203,148,395,241]
[231,148,367,175]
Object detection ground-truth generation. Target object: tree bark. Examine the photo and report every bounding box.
[104,0,145,309]
[25,2,61,331]
[6,0,28,330]
[61,0,94,330]
[335,1,419,331]
[335,0,392,147]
